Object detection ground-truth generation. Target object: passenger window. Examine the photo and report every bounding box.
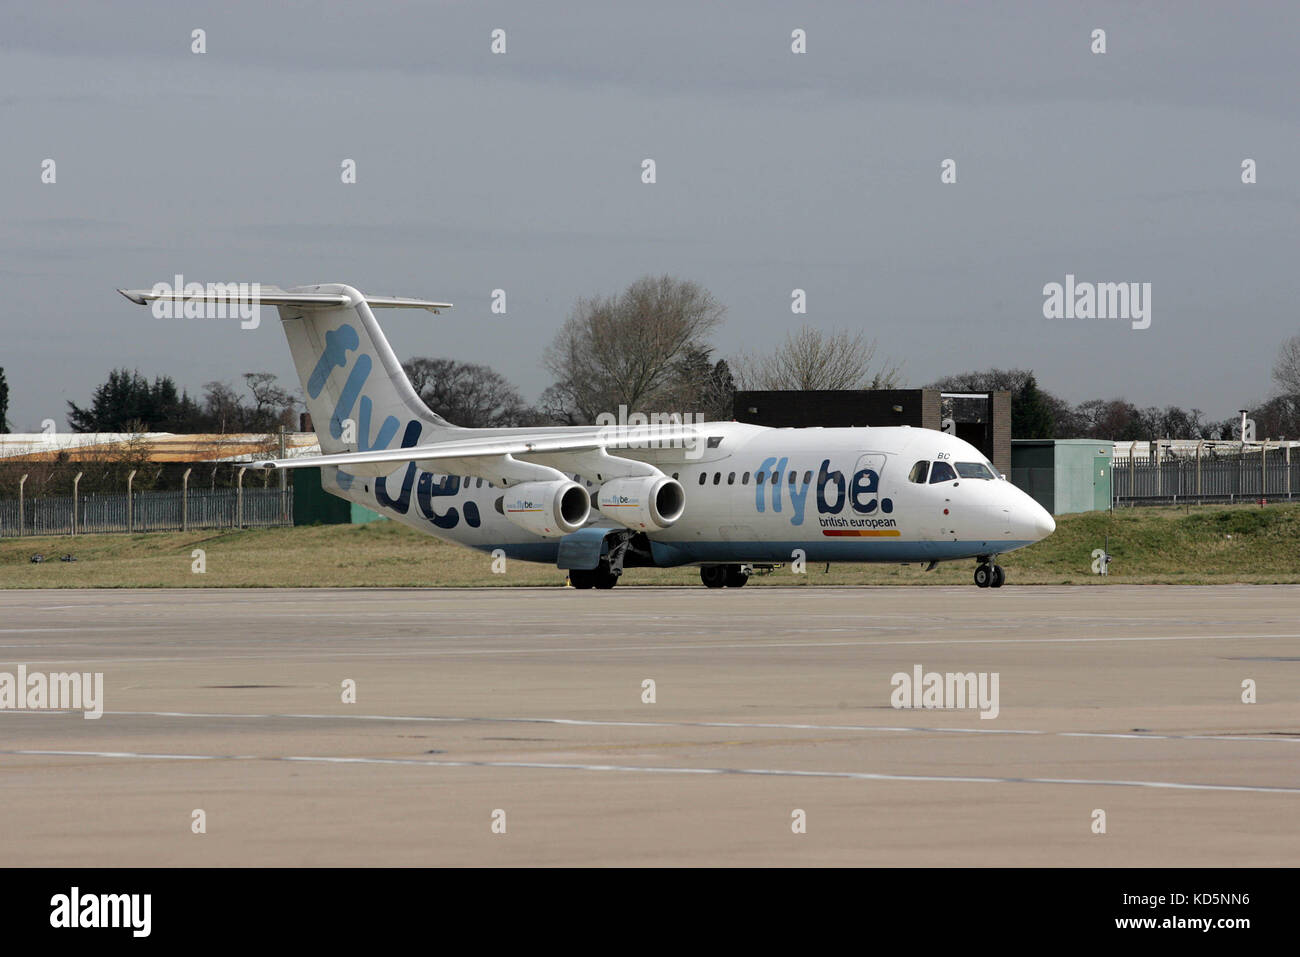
[713,472,721,485]
[742,472,750,484]
[756,471,766,484]
[929,461,957,483]
[698,472,706,485]
[788,472,796,485]
[727,472,735,485]
[771,471,780,485]
[803,470,812,485]
[908,460,929,484]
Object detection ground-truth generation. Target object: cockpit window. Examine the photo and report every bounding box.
[954,462,995,480]
[908,460,929,484]
[929,461,957,483]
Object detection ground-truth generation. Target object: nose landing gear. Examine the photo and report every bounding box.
[974,561,1005,588]
[701,564,751,588]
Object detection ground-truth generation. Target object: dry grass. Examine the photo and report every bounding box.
[3,502,1300,588]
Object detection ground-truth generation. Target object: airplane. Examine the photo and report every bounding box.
[118,282,1055,589]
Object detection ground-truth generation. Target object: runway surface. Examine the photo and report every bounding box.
[0,585,1297,866]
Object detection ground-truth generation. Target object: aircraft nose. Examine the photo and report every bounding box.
[1027,501,1055,540]
[1006,490,1055,542]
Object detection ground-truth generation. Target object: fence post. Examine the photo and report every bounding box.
[237,466,246,529]
[1288,445,1293,500]
[71,472,83,536]
[126,470,136,533]
[1195,441,1202,502]
[1129,443,1136,505]
[18,473,27,537]
[1261,441,1268,499]
[182,467,191,531]
[278,426,288,523]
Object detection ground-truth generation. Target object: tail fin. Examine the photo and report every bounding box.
[118,282,458,454]
[276,284,459,454]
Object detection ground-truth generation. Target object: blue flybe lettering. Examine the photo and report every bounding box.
[816,460,846,515]
[416,472,481,529]
[355,394,400,452]
[786,471,812,525]
[308,324,360,398]
[373,420,423,511]
[330,354,373,440]
[756,457,893,525]
[311,333,481,532]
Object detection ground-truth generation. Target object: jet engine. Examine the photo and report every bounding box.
[595,476,686,530]
[499,480,591,537]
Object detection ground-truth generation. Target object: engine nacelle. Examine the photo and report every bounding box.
[500,480,591,538]
[596,476,685,530]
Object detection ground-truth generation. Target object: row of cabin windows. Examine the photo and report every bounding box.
[448,464,991,490]
[671,470,817,487]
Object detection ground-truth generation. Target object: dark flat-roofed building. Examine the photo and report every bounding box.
[732,388,1011,476]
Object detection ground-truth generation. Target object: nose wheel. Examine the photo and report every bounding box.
[974,562,1005,588]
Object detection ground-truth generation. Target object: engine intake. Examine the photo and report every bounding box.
[500,480,591,537]
[596,476,685,530]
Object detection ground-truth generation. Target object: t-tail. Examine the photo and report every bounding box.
[117,282,458,453]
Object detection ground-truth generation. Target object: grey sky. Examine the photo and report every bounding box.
[2,0,1297,431]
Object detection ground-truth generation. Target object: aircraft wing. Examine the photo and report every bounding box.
[249,425,705,479]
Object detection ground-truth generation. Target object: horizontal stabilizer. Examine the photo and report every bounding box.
[117,285,451,313]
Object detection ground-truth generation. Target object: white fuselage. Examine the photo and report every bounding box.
[323,421,1055,567]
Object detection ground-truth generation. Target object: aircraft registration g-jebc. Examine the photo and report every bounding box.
[119,283,1055,589]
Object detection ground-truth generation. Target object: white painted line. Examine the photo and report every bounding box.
[2,631,1298,668]
[6,748,1298,795]
[7,709,1298,745]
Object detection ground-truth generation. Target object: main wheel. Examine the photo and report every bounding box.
[990,564,1005,588]
[700,565,728,589]
[593,562,620,589]
[974,564,992,588]
[568,568,596,589]
[723,565,750,588]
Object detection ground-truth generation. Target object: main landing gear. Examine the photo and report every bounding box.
[700,564,751,589]
[974,559,1005,589]
[569,561,620,589]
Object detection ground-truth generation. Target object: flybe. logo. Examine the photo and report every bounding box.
[311,323,481,531]
[754,457,894,527]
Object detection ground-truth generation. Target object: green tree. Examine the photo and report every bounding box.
[0,367,9,433]
[67,369,204,432]
[1013,374,1056,439]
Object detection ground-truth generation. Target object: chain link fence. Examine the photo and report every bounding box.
[0,488,293,536]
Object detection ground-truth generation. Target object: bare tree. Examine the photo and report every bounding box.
[402,357,540,428]
[735,327,902,392]
[242,372,296,430]
[542,276,726,423]
[1273,334,1300,396]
